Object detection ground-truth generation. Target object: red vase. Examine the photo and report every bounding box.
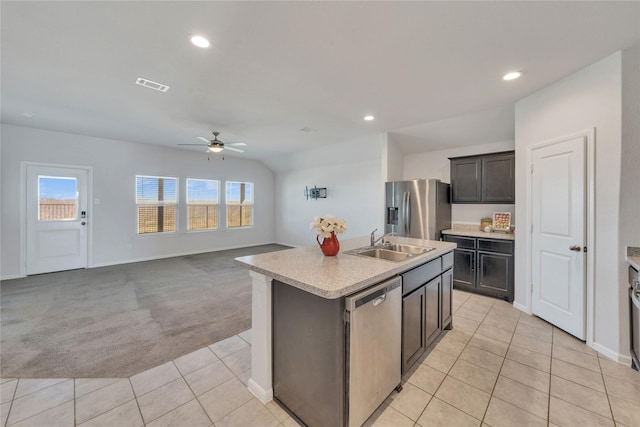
[317,232,340,256]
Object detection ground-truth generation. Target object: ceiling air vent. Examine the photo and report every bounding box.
[135,77,170,92]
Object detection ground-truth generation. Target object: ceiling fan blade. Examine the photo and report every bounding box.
[178,143,209,146]
[224,146,245,153]
[197,136,211,143]
[227,142,247,147]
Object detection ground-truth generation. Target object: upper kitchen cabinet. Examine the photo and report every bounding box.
[450,151,515,204]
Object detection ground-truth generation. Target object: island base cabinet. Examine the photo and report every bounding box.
[441,268,453,329]
[402,287,426,372]
[272,280,345,427]
[425,277,441,346]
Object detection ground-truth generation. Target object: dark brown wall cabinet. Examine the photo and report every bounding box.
[450,151,515,204]
[443,235,514,302]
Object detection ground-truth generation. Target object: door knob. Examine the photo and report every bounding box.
[569,245,581,251]
[81,222,86,226]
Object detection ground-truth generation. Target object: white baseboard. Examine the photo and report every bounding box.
[248,378,273,404]
[513,301,529,314]
[592,342,633,365]
[274,240,301,248]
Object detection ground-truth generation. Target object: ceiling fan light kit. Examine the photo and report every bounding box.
[177,131,246,155]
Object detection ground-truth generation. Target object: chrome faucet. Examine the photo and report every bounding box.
[370,229,395,247]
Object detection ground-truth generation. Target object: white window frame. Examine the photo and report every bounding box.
[135,175,178,235]
[186,178,220,232]
[225,181,254,228]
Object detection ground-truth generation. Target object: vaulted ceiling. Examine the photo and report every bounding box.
[2,1,639,160]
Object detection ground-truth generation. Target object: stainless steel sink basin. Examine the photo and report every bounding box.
[356,248,412,262]
[380,243,434,255]
[345,243,434,262]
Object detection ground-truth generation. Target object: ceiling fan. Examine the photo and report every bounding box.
[178,131,247,153]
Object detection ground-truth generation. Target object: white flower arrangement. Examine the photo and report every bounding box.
[309,214,348,238]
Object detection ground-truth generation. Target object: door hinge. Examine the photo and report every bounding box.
[531,224,534,233]
[531,164,533,174]
[531,285,534,295]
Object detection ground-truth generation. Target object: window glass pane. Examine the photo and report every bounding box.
[38,176,77,221]
[136,175,177,234]
[226,181,253,228]
[187,179,218,204]
[187,179,219,230]
[137,206,177,234]
[136,176,177,204]
[225,181,253,204]
[188,206,218,230]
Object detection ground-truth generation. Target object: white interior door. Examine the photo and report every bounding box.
[26,165,88,275]
[531,136,586,339]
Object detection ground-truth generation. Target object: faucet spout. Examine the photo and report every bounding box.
[370,229,396,247]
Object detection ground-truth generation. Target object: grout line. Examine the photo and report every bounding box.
[128,377,145,427]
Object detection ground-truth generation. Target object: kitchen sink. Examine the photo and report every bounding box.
[356,248,412,262]
[345,243,434,262]
[379,243,434,255]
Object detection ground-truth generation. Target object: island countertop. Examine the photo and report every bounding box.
[235,236,456,299]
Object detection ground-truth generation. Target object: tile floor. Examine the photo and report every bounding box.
[1,290,639,426]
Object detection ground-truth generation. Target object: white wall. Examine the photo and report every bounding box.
[1,124,275,279]
[515,51,626,359]
[619,45,640,354]
[383,134,405,182]
[403,141,516,225]
[271,134,384,247]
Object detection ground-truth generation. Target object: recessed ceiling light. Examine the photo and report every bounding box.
[135,77,170,92]
[364,115,375,121]
[190,35,210,48]
[503,71,523,81]
[22,112,34,118]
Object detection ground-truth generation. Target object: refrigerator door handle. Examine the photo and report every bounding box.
[404,191,411,235]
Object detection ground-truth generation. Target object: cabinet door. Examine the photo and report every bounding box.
[451,158,482,203]
[441,269,453,329]
[452,248,475,290]
[481,153,515,203]
[425,277,441,346]
[477,251,512,300]
[402,287,426,373]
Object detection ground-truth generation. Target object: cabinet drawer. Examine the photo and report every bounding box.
[477,239,513,254]
[442,251,453,270]
[444,235,476,249]
[402,258,442,295]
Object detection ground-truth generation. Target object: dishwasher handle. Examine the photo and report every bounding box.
[346,276,401,312]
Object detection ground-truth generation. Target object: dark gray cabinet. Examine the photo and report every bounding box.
[401,252,453,373]
[425,276,441,345]
[402,287,425,371]
[441,268,453,328]
[444,234,514,302]
[450,157,482,202]
[450,151,515,204]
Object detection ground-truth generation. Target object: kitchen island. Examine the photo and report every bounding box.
[235,236,455,426]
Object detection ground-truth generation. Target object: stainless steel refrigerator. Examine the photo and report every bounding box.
[385,179,451,241]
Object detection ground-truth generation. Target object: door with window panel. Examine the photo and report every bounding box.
[26,165,88,274]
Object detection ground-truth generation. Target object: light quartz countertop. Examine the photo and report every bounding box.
[628,246,640,271]
[235,236,456,299]
[442,228,515,241]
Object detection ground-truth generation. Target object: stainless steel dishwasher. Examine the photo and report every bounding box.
[345,276,402,427]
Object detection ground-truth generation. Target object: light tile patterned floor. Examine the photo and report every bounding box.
[2,290,639,426]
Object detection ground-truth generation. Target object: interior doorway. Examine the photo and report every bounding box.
[529,130,593,341]
[25,164,90,275]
